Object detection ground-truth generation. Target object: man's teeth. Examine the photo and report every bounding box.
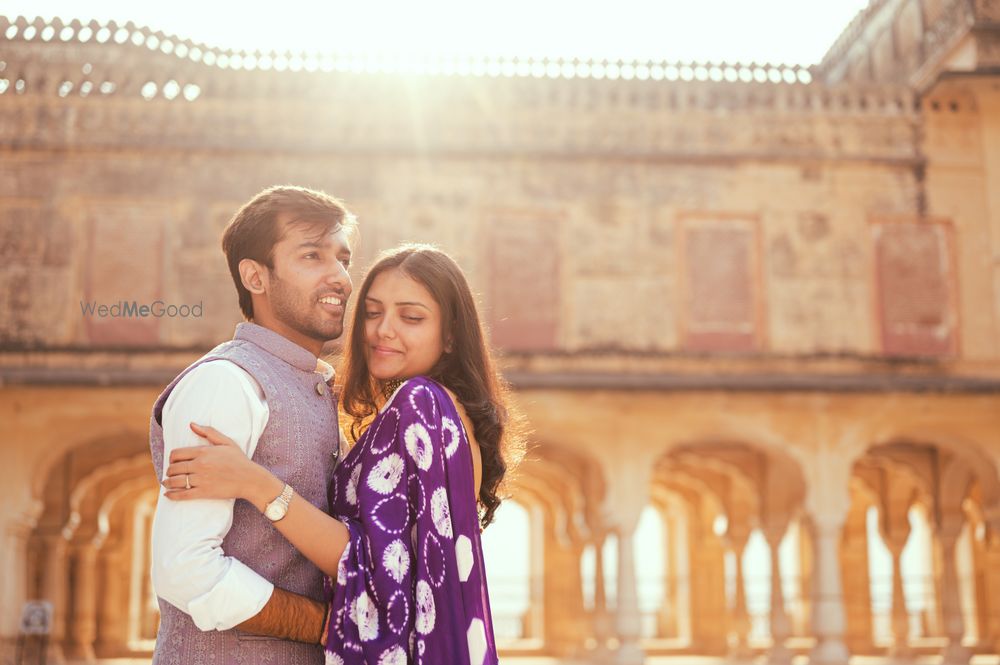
[319,297,342,305]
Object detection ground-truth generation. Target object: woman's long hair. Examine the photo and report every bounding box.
[338,244,524,529]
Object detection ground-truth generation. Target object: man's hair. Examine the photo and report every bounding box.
[221,186,356,320]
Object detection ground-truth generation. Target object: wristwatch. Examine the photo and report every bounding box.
[264,484,294,522]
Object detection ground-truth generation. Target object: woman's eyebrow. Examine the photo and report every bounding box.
[395,301,430,309]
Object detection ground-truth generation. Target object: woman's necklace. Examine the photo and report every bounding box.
[381,377,405,399]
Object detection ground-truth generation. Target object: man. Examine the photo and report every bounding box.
[148,186,353,664]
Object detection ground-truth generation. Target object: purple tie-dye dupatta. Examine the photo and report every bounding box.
[323,376,499,665]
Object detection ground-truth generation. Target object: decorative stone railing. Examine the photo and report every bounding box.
[0,15,919,162]
[0,15,817,92]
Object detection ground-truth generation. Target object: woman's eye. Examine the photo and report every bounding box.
[365,311,382,319]
[403,316,424,323]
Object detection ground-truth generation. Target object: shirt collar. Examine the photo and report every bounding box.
[315,358,335,382]
[233,322,328,376]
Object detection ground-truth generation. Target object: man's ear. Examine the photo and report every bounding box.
[239,258,268,295]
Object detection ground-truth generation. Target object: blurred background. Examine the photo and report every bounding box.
[2,0,1000,663]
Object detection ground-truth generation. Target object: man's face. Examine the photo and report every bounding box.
[266,216,353,344]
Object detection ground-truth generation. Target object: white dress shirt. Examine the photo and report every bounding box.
[150,356,335,631]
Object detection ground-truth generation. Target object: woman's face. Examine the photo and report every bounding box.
[363,267,446,382]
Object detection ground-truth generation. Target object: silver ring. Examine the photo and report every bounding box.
[185,474,191,490]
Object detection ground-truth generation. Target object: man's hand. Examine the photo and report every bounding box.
[237,588,327,644]
[163,423,282,509]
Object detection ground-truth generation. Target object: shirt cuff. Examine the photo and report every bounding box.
[187,558,275,631]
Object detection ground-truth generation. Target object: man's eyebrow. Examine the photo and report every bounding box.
[296,240,327,249]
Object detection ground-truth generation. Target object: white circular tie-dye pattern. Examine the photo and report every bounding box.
[430,487,454,538]
[382,538,410,583]
[368,407,400,455]
[386,588,410,635]
[324,651,345,665]
[408,384,439,429]
[409,472,427,519]
[455,534,475,582]
[442,416,461,458]
[403,422,434,470]
[422,531,447,588]
[414,579,437,635]
[336,541,352,585]
[467,618,488,665]
[371,493,409,535]
[345,463,362,505]
[352,590,380,641]
[377,645,407,665]
[367,452,404,494]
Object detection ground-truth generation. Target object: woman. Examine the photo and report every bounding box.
[161,244,522,664]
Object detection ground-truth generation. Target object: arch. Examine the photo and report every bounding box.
[30,427,150,501]
[847,432,1000,512]
[648,417,814,488]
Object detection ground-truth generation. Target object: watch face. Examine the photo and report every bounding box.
[265,502,286,521]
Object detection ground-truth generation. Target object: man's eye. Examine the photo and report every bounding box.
[341,259,352,268]
[304,253,318,260]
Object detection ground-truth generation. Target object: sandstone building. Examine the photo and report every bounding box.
[2,1,1000,662]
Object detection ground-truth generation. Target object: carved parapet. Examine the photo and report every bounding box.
[0,18,920,163]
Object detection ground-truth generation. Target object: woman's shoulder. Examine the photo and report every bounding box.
[382,375,455,413]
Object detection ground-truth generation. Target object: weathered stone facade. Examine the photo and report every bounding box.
[2,4,1000,664]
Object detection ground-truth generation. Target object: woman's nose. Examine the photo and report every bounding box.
[377,316,395,339]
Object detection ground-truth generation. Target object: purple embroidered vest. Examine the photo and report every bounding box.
[149,323,339,665]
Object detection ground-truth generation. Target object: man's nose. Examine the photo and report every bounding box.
[323,260,351,291]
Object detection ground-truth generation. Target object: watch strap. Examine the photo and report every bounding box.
[265,483,293,521]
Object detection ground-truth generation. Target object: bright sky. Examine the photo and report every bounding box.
[3,0,870,65]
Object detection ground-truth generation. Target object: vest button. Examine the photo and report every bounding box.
[315,382,325,396]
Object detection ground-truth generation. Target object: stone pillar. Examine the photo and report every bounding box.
[96,545,126,657]
[840,498,873,653]
[969,519,991,650]
[808,513,850,665]
[726,527,753,661]
[688,500,729,653]
[591,534,613,660]
[985,528,1000,654]
[0,514,36,661]
[764,522,793,665]
[40,534,68,664]
[656,508,678,638]
[881,507,913,660]
[65,543,98,663]
[797,520,813,636]
[604,454,649,665]
[938,514,971,665]
[614,525,643,665]
[541,512,587,657]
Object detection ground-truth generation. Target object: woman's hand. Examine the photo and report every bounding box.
[162,423,282,510]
